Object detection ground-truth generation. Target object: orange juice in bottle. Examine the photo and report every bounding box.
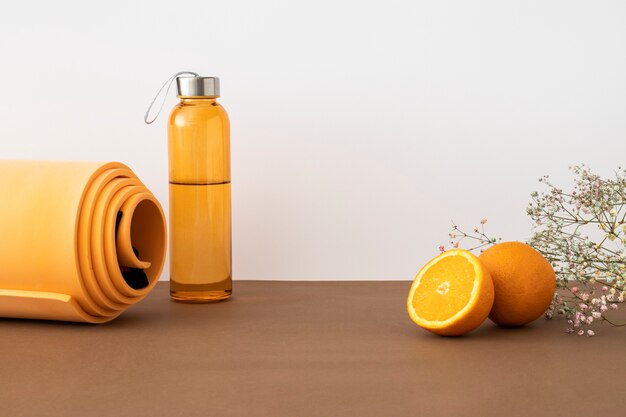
[168,76,231,302]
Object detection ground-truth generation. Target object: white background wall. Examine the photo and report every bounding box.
[1,1,625,280]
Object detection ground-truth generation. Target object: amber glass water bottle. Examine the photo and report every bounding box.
[168,76,231,302]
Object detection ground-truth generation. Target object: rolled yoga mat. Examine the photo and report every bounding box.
[0,161,166,323]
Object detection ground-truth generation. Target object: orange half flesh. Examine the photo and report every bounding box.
[407,249,494,336]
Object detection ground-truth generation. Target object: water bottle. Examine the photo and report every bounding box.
[168,76,232,302]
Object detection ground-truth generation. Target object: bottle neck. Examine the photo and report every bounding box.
[179,97,218,105]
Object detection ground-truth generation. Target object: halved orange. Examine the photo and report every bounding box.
[407,249,494,336]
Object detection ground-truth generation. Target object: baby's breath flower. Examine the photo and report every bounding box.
[441,219,500,254]
[528,164,626,334]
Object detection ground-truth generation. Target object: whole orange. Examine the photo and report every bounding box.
[478,242,555,327]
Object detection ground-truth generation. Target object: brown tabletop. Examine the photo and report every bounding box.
[2,281,625,417]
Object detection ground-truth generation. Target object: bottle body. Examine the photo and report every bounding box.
[168,97,231,302]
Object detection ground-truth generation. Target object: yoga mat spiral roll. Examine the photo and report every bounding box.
[0,160,166,323]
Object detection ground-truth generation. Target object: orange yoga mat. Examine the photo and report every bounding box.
[0,161,166,323]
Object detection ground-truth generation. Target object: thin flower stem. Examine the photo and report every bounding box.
[601,316,626,327]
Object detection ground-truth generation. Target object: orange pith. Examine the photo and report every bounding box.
[407,249,494,336]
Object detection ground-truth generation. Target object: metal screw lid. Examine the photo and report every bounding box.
[176,76,220,98]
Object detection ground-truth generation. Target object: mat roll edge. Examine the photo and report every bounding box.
[0,160,166,323]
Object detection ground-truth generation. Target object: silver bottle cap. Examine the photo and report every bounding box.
[176,76,220,98]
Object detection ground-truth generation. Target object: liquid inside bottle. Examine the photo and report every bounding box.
[169,182,231,301]
[168,84,231,302]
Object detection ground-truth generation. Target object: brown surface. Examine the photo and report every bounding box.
[2,281,626,417]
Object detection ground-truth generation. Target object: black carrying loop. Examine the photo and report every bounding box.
[144,71,199,124]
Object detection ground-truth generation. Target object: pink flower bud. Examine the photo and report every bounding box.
[438,245,445,253]
[480,218,487,224]
[571,287,579,294]
[602,286,609,292]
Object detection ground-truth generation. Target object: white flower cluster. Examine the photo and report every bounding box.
[529,165,626,336]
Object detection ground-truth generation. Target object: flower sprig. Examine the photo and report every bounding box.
[439,166,626,336]
[440,218,501,254]
[528,164,626,334]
